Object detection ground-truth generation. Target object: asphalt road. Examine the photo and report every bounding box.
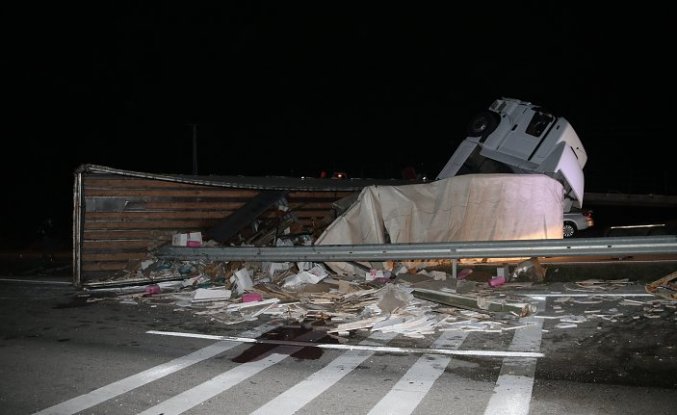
[0,272,676,415]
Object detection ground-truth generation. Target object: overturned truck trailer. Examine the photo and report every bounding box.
[72,164,412,287]
[73,164,569,287]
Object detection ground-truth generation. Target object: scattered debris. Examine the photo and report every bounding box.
[192,287,232,303]
[412,288,536,317]
[645,270,677,300]
[86,238,677,339]
[511,258,547,283]
[569,278,632,291]
[172,232,203,247]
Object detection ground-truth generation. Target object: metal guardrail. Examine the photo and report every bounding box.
[156,236,677,262]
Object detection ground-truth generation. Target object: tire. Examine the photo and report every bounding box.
[563,222,576,238]
[467,110,500,137]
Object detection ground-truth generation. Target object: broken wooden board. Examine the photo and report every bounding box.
[412,288,536,317]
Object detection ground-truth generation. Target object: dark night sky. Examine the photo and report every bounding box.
[4,3,676,245]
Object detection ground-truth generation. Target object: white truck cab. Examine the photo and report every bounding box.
[437,97,587,212]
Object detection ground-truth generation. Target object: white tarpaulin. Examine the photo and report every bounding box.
[315,174,564,274]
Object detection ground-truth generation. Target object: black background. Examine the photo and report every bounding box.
[4,3,675,247]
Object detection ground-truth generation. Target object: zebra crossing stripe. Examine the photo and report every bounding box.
[137,329,328,415]
[367,330,468,415]
[250,331,398,415]
[483,304,545,415]
[31,322,279,415]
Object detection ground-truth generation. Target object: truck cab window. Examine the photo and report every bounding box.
[525,112,555,137]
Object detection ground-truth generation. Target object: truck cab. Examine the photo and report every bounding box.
[437,97,587,212]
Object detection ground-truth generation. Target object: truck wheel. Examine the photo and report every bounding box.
[467,111,500,137]
[563,222,576,238]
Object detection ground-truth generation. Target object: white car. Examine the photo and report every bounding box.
[563,209,594,238]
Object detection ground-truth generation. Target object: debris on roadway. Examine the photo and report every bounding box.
[77,252,677,340]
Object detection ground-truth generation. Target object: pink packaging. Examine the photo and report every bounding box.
[242,292,263,303]
[488,275,506,287]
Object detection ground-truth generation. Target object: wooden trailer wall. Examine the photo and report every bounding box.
[73,164,408,287]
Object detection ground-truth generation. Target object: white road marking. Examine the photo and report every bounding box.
[32,308,551,415]
[137,330,327,415]
[526,293,652,299]
[484,302,545,415]
[146,330,228,340]
[148,330,542,358]
[31,322,279,415]
[367,330,468,415]
[250,331,398,415]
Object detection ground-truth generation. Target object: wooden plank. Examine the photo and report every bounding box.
[412,289,536,317]
[83,220,215,230]
[294,218,333,224]
[84,198,249,212]
[83,196,343,211]
[141,201,247,210]
[83,188,261,197]
[81,262,130,272]
[287,202,338,210]
[85,211,235,220]
[83,252,151,261]
[82,240,165,250]
[81,218,328,234]
[287,191,354,199]
[85,178,214,189]
[260,210,332,219]
[290,207,335,214]
[83,230,174,240]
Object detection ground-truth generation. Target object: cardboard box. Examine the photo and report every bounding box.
[172,232,203,247]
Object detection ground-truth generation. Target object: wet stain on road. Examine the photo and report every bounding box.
[52,296,91,308]
[231,325,338,363]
